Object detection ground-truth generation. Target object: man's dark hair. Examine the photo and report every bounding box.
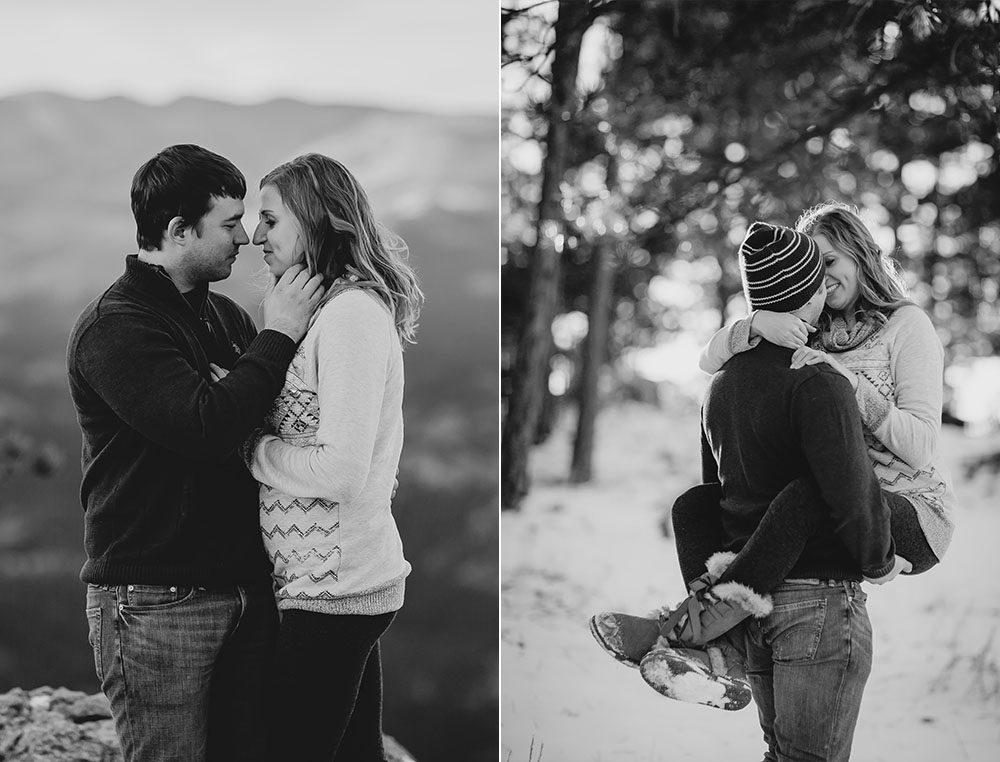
[131,144,246,251]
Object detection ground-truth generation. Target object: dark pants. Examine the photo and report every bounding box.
[672,478,939,591]
[86,582,278,762]
[270,609,396,761]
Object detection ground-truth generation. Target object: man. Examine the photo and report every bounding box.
[67,144,324,762]
[592,222,906,755]
[691,222,901,758]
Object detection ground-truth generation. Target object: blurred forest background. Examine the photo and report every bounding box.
[501,0,1000,510]
[0,94,497,761]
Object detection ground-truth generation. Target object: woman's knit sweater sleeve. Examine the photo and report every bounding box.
[853,305,943,470]
[250,291,391,502]
[698,314,760,374]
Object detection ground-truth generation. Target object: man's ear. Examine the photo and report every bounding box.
[166,216,192,246]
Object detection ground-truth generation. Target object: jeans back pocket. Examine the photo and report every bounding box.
[771,598,827,663]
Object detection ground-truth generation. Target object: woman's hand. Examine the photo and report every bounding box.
[750,311,816,349]
[209,363,230,382]
[864,555,912,585]
[790,347,858,389]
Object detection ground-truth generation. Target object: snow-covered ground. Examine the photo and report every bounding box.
[501,401,1000,762]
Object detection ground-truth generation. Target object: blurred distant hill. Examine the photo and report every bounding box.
[0,93,497,762]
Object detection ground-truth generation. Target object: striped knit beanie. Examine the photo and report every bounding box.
[738,221,824,313]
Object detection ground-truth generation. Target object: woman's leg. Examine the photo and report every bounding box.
[336,640,387,761]
[591,480,809,665]
[669,482,941,648]
[671,482,725,586]
[884,492,939,575]
[711,477,826,593]
[716,484,939,589]
[662,477,828,648]
[595,479,936,664]
[270,609,395,761]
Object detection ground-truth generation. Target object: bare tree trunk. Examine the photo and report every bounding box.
[500,0,591,511]
[716,274,730,330]
[570,238,615,483]
[534,333,559,445]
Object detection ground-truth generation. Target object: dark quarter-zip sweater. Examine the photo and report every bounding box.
[66,255,296,587]
[700,341,896,582]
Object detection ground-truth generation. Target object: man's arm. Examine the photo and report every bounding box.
[700,419,719,483]
[76,312,295,460]
[794,370,896,579]
[666,418,726,586]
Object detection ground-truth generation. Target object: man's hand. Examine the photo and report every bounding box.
[750,311,816,349]
[209,363,229,382]
[262,264,326,342]
[864,555,912,585]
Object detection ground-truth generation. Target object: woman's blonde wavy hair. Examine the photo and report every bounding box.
[260,153,424,345]
[795,200,912,331]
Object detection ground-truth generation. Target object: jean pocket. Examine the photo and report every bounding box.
[122,584,197,610]
[85,606,103,682]
[771,598,827,663]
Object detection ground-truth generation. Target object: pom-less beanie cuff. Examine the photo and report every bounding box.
[738,221,824,313]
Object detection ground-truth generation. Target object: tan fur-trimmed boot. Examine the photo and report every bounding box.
[589,551,772,666]
[589,551,742,667]
[659,551,772,648]
[639,638,752,711]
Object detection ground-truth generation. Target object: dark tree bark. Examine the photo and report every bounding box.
[570,239,616,483]
[501,0,592,511]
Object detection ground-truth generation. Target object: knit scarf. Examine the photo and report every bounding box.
[815,314,882,353]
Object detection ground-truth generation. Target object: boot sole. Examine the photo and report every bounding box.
[588,616,641,669]
[639,648,752,711]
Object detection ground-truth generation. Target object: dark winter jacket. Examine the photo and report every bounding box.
[701,341,896,581]
[66,255,295,586]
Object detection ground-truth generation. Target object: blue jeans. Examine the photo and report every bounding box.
[742,579,872,762]
[86,582,278,762]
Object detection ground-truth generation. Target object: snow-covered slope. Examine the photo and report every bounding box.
[502,402,1000,762]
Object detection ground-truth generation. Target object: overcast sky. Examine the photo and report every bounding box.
[0,0,496,114]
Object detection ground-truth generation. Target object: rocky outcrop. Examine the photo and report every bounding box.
[0,687,416,761]
[0,687,118,762]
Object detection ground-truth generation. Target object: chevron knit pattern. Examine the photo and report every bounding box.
[254,286,409,616]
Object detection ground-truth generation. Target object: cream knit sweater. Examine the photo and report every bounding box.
[700,304,956,561]
[250,286,409,615]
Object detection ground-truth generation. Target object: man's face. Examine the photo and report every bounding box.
[182,196,249,284]
[790,280,828,326]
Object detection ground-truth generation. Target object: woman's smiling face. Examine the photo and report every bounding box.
[815,233,860,312]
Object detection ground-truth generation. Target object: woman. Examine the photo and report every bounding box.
[591,202,956,706]
[238,153,422,759]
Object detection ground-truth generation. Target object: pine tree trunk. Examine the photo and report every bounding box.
[570,239,615,483]
[500,0,591,511]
